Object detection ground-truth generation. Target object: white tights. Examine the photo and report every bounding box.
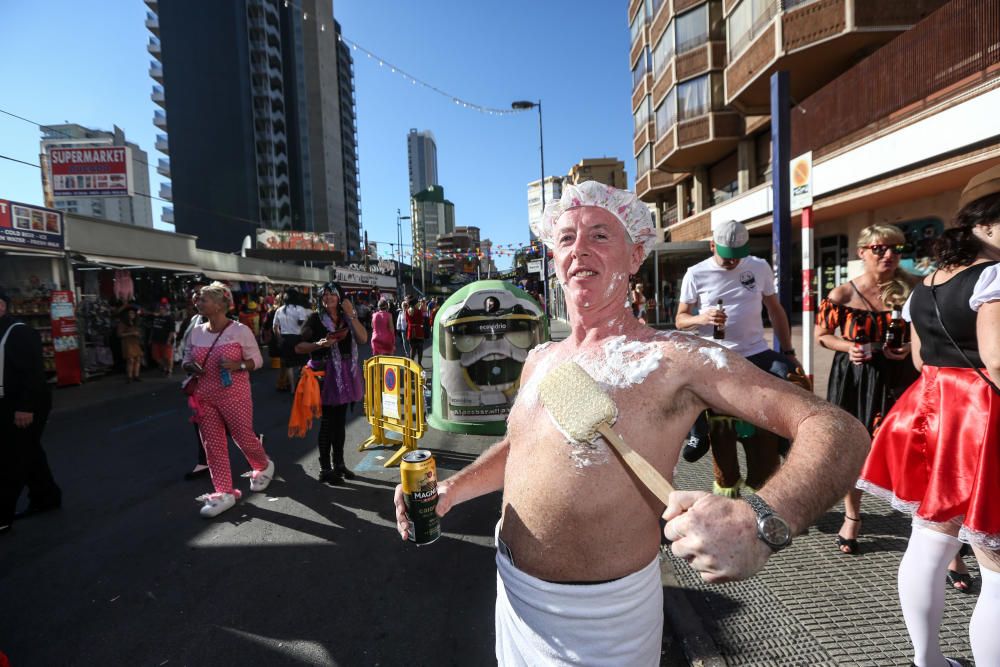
[970,565,1000,664]
[899,524,1000,667]
[898,525,959,667]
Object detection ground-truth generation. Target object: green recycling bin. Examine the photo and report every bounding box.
[428,280,550,435]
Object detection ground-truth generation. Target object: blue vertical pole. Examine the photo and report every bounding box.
[770,71,793,343]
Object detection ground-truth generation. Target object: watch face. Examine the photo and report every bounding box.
[760,515,791,547]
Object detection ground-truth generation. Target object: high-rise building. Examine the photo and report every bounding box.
[407,129,439,196]
[145,0,360,256]
[40,123,154,228]
[437,226,482,276]
[526,176,564,242]
[411,185,455,282]
[567,158,627,188]
[627,0,996,325]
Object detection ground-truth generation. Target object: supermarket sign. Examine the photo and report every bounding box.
[49,146,133,197]
[0,199,65,251]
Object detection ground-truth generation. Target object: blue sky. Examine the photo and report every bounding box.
[0,1,634,269]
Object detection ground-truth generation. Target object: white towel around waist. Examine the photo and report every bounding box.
[494,524,663,666]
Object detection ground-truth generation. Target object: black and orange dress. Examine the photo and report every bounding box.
[859,262,1000,547]
[817,282,919,434]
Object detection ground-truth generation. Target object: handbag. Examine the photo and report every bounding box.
[181,321,231,397]
[929,271,1000,397]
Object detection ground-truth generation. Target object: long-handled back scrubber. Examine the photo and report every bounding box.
[538,361,675,505]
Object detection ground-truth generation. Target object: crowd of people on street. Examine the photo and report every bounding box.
[3,171,998,666]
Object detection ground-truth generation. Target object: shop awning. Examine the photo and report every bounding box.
[270,278,319,288]
[1,248,67,258]
[202,270,273,284]
[71,252,202,273]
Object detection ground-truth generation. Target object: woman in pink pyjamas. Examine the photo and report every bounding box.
[182,282,274,518]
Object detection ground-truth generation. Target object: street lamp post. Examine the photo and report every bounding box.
[421,220,427,295]
[396,209,411,299]
[512,99,548,316]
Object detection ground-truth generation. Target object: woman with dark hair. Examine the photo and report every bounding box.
[274,289,308,391]
[814,223,920,555]
[294,282,367,484]
[858,165,1000,667]
[405,298,427,366]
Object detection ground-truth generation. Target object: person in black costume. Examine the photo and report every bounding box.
[0,288,62,534]
[815,224,921,556]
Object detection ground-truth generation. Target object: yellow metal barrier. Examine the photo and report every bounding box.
[360,355,426,467]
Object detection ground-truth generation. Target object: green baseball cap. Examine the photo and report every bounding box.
[713,220,750,259]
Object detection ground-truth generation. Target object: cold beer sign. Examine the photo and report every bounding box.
[49,146,133,197]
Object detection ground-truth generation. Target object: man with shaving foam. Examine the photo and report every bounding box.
[393,181,869,666]
[676,219,800,497]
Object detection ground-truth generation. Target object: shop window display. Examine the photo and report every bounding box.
[894,217,944,276]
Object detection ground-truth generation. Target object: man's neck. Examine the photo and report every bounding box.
[566,303,643,346]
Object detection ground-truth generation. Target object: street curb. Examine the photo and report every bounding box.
[660,550,726,667]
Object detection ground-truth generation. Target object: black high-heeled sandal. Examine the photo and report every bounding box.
[946,569,974,593]
[835,514,861,555]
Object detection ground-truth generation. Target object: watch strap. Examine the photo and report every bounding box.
[742,493,792,551]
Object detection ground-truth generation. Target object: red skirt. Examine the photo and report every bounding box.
[858,365,1000,549]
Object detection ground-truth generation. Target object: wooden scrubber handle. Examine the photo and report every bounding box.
[597,423,675,506]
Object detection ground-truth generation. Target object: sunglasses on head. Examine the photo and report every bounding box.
[862,243,907,257]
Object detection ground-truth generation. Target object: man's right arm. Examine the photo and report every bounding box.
[394,438,509,540]
[9,325,47,415]
[674,301,701,330]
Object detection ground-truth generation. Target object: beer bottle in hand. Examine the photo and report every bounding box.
[712,298,725,340]
[854,331,873,362]
[884,307,906,352]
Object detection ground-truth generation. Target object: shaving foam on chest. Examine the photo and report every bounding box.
[575,335,663,390]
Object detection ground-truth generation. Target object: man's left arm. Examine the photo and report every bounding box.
[761,293,797,366]
[664,348,869,582]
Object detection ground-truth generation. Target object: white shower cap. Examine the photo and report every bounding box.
[532,181,656,259]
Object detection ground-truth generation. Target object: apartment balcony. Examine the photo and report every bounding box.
[151,85,166,109]
[632,73,653,114]
[147,36,160,56]
[724,0,948,113]
[159,182,172,201]
[634,121,656,157]
[635,168,685,202]
[161,206,173,225]
[654,110,743,171]
[790,0,1000,157]
[149,59,163,82]
[145,11,159,36]
[649,0,673,49]
[153,109,167,130]
[667,209,712,242]
[157,158,170,178]
[155,133,168,154]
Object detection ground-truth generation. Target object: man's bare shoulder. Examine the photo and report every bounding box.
[648,329,731,367]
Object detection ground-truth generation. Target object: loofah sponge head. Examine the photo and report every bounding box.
[538,361,618,443]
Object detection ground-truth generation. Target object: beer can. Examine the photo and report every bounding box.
[400,450,440,545]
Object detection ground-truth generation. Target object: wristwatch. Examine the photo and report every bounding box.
[781,348,796,356]
[742,493,792,552]
[239,361,247,371]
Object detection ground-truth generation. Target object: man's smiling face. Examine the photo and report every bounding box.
[552,207,644,312]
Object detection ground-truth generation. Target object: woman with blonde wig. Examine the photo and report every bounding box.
[815,224,920,555]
